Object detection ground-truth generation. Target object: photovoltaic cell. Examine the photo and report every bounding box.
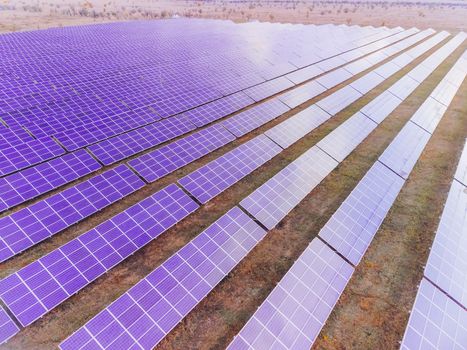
[0,306,19,345]
[0,137,65,176]
[318,162,404,266]
[179,135,282,203]
[222,98,290,137]
[278,81,326,108]
[0,184,199,327]
[264,105,331,149]
[227,238,354,350]
[88,115,195,165]
[0,165,144,263]
[285,65,324,84]
[240,146,338,229]
[410,97,447,134]
[244,77,295,102]
[454,140,467,186]
[0,149,102,212]
[424,180,467,308]
[360,91,402,124]
[128,124,235,183]
[400,279,467,350]
[182,92,254,128]
[316,86,363,116]
[60,207,266,350]
[378,122,431,179]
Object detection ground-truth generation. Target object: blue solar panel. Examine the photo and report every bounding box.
[0,306,19,345]
[60,206,266,350]
[179,135,282,203]
[0,184,199,327]
[0,165,144,263]
[128,124,235,183]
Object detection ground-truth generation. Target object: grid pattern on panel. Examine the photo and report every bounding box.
[222,98,290,137]
[0,149,101,212]
[0,306,19,345]
[315,86,362,116]
[240,147,338,229]
[227,238,354,350]
[278,81,326,109]
[179,135,282,204]
[0,165,144,263]
[244,77,295,102]
[315,68,353,89]
[0,137,65,176]
[317,112,377,162]
[183,92,255,128]
[410,97,447,134]
[400,279,467,350]
[285,65,324,84]
[88,115,195,165]
[60,207,266,350]
[128,124,235,183]
[360,90,402,124]
[424,180,467,308]
[0,184,199,327]
[318,162,404,266]
[0,124,33,149]
[264,105,330,149]
[378,122,431,179]
[454,140,467,186]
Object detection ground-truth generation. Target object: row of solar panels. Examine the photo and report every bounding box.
[0,26,464,348]
[57,37,467,350]
[0,29,448,266]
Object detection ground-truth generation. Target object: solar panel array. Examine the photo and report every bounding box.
[0,306,19,345]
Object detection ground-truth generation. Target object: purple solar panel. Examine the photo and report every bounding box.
[400,278,467,350]
[0,137,65,176]
[319,161,404,266]
[424,180,467,308]
[315,67,353,89]
[182,92,254,127]
[0,165,144,263]
[315,85,363,116]
[240,146,338,229]
[88,115,195,165]
[60,206,266,350]
[179,135,282,204]
[0,184,199,327]
[349,71,385,94]
[285,65,324,84]
[0,149,101,212]
[227,238,354,350]
[0,306,19,345]
[222,98,290,138]
[278,81,326,108]
[128,124,235,183]
[244,77,295,102]
[0,122,34,149]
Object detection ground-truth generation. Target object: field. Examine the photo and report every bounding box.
[0,3,466,350]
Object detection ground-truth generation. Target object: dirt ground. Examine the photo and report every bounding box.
[1,0,467,33]
[0,23,466,350]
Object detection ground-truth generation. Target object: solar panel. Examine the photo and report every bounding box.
[387,76,420,100]
[88,115,195,165]
[317,112,377,162]
[60,206,266,350]
[244,77,295,102]
[430,80,462,108]
[410,97,448,134]
[264,105,331,149]
[407,63,433,83]
[128,124,235,183]
[179,135,282,203]
[0,306,19,345]
[343,57,373,75]
[378,122,431,179]
[400,278,467,350]
[316,86,363,116]
[240,146,338,229]
[349,71,385,94]
[360,90,402,124]
[227,238,354,350]
[285,65,324,84]
[0,184,199,327]
[0,165,144,263]
[182,92,255,127]
[318,161,404,266]
[0,137,65,177]
[222,98,290,137]
[424,180,467,308]
[315,68,353,89]
[277,81,326,108]
[0,149,101,212]
[315,57,348,73]
[454,140,467,186]
[372,61,401,79]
